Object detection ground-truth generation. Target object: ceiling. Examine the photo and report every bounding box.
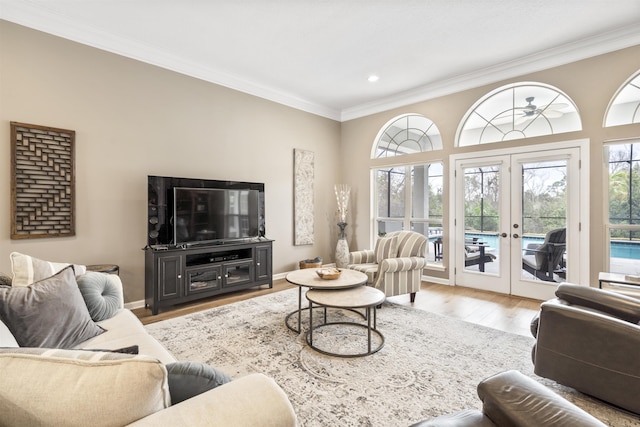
[2,1,640,121]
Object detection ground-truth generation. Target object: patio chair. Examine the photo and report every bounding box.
[464,242,496,272]
[464,245,496,271]
[522,228,566,282]
[347,231,427,302]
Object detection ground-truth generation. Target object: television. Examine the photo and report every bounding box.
[173,187,260,245]
[147,175,265,247]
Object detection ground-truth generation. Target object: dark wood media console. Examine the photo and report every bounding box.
[144,239,273,314]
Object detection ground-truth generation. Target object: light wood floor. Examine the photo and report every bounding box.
[133,280,542,337]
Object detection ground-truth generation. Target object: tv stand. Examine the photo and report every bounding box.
[144,239,273,315]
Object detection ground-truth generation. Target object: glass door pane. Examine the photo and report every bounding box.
[519,160,567,282]
[463,166,501,273]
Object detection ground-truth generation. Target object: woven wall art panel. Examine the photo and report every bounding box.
[10,122,75,239]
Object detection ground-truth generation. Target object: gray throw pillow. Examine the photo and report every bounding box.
[77,272,121,321]
[0,266,104,348]
[166,361,231,405]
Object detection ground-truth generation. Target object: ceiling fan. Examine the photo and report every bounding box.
[511,96,568,124]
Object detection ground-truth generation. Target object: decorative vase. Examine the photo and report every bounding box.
[335,222,349,268]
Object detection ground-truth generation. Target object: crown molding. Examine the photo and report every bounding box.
[2,1,639,123]
[0,1,342,121]
[341,23,640,122]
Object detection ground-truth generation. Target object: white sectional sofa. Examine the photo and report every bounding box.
[0,258,297,427]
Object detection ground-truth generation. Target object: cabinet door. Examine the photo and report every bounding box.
[223,260,254,288]
[255,244,272,280]
[185,265,222,295]
[157,255,183,301]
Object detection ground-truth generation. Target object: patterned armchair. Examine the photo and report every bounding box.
[347,231,427,302]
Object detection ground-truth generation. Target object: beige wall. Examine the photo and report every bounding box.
[341,44,640,285]
[2,19,640,301]
[0,21,341,302]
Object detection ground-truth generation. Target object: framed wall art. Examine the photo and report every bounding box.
[293,148,314,245]
[10,122,75,239]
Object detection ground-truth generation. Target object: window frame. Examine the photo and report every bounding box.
[604,139,640,275]
[373,161,444,265]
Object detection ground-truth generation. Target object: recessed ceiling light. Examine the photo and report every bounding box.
[368,75,379,83]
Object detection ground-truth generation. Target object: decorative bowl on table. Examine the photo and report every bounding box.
[316,268,341,280]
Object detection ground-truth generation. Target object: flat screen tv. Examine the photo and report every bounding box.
[173,187,260,245]
[147,175,265,247]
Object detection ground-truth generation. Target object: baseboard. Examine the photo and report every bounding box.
[422,274,450,286]
[125,300,145,310]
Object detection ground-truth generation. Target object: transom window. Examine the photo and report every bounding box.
[604,70,640,127]
[374,113,442,158]
[457,82,581,146]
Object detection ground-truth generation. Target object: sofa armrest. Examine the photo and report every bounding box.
[127,373,298,427]
[349,250,375,264]
[555,283,640,323]
[478,370,606,427]
[379,257,427,274]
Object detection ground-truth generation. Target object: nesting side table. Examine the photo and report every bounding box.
[305,286,385,358]
[285,268,368,333]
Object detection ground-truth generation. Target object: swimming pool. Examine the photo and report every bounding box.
[431,233,640,260]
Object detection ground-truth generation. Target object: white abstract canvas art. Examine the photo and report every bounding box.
[294,149,314,245]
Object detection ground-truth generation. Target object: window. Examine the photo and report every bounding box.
[372,113,443,263]
[604,70,640,127]
[375,163,443,262]
[457,82,581,146]
[606,141,640,275]
[374,114,442,158]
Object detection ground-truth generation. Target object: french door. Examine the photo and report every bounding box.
[452,144,584,301]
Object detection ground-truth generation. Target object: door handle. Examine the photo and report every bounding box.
[500,233,508,238]
[513,234,520,239]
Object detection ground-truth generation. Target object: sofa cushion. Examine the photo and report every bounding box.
[77,272,122,321]
[79,309,177,365]
[0,348,170,427]
[10,251,87,287]
[167,361,231,404]
[374,235,399,263]
[0,266,104,348]
[346,263,378,284]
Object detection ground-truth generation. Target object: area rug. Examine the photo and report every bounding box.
[145,288,639,427]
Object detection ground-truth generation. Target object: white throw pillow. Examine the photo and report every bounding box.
[0,348,170,426]
[10,252,87,287]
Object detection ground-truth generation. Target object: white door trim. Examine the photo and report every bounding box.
[448,139,590,289]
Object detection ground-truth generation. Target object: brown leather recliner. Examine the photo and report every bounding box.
[530,283,640,415]
[410,370,606,426]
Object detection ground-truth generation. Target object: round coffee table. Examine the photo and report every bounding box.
[305,286,385,358]
[285,268,368,333]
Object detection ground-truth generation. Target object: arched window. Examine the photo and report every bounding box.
[372,114,443,264]
[604,70,640,127]
[457,82,581,147]
[373,113,442,158]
